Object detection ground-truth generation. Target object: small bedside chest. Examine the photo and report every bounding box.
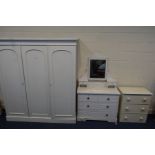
[77,86,120,123]
[118,87,152,123]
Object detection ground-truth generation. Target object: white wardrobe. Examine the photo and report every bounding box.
[0,40,77,123]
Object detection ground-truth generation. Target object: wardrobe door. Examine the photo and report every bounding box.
[48,46,76,119]
[0,46,28,116]
[22,46,50,117]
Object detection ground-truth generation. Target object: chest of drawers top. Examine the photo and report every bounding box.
[77,86,120,95]
[118,87,152,96]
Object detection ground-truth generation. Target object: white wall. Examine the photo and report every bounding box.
[0,26,155,112]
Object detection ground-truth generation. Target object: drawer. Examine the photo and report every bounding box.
[78,94,119,103]
[120,104,149,114]
[78,101,118,112]
[78,94,98,102]
[78,111,117,122]
[122,95,151,105]
[98,95,119,103]
[119,113,147,123]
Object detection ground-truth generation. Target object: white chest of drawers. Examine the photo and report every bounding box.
[77,85,120,123]
[118,87,152,123]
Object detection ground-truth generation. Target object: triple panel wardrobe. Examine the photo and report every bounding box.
[0,40,77,123]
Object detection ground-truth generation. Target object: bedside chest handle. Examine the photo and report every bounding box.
[124,116,128,120]
[139,116,144,120]
[127,97,131,102]
[141,107,145,111]
[143,98,147,102]
[125,107,129,111]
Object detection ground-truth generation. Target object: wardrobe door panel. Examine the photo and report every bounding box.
[22,46,50,117]
[0,46,28,116]
[48,46,76,118]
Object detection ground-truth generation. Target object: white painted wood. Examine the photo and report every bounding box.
[98,95,119,103]
[0,39,78,46]
[77,86,120,95]
[119,87,153,95]
[78,94,100,102]
[78,101,118,113]
[22,46,50,117]
[120,113,147,123]
[0,46,28,116]
[120,104,149,114]
[6,115,76,123]
[77,84,120,123]
[119,86,152,123]
[122,95,151,105]
[78,110,117,122]
[48,46,76,118]
[78,94,119,103]
[0,40,77,123]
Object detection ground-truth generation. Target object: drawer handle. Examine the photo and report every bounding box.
[141,107,145,111]
[107,98,110,101]
[124,116,128,120]
[142,98,147,102]
[86,105,90,108]
[105,114,109,117]
[139,117,144,120]
[87,97,90,100]
[127,97,131,102]
[106,105,109,108]
[125,107,129,111]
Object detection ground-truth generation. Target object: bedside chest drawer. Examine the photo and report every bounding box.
[122,95,151,105]
[120,104,149,114]
[120,113,147,123]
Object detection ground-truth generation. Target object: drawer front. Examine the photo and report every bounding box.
[78,101,118,112]
[98,95,119,103]
[78,111,107,120]
[120,104,149,114]
[78,94,98,102]
[119,113,147,123]
[122,95,151,105]
[78,111,117,122]
[78,94,119,103]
